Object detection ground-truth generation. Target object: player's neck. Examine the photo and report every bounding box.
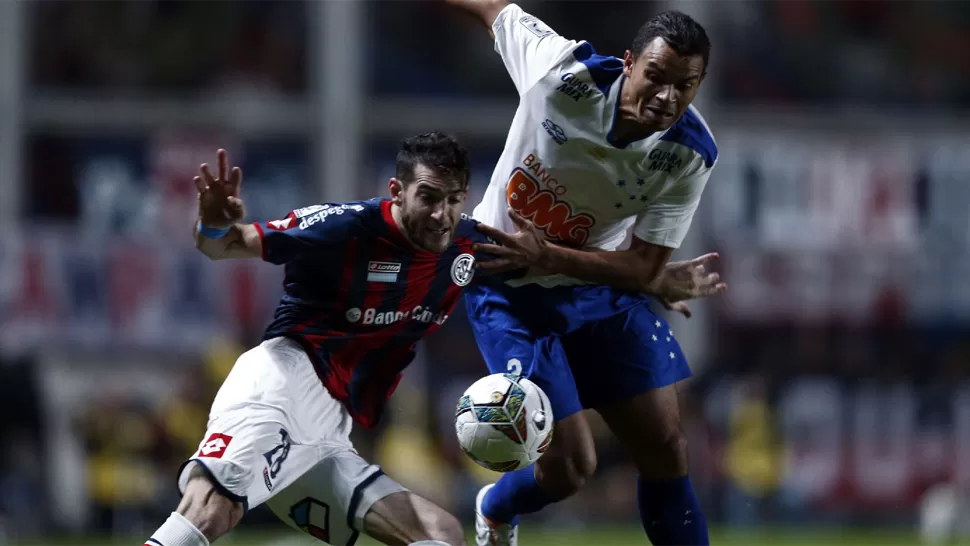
[389,202,419,249]
[614,82,666,144]
[612,118,655,144]
[612,100,657,143]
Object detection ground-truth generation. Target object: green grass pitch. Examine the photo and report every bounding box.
[18,525,969,545]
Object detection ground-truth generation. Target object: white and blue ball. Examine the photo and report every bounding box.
[454,373,553,472]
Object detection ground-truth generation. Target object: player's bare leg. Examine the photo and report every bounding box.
[362,491,466,546]
[533,412,597,498]
[476,411,596,546]
[595,384,709,545]
[144,464,244,546]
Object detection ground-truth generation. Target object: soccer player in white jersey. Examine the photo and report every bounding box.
[445,1,723,545]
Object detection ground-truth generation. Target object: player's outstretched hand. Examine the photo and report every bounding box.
[473,208,547,273]
[195,149,245,229]
[657,252,727,318]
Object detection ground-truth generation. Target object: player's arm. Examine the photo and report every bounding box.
[192,149,263,261]
[445,0,509,35]
[191,149,330,264]
[446,1,579,95]
[193,222,262,261]
[474,166,720,295]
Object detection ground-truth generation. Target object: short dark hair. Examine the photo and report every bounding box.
[631,11,711,73]
[396,132,471,189]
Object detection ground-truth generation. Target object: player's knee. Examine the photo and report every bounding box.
[660,428,690,472]
[177,473,244,541]
[424,510,466,546]
[636,428,689,478]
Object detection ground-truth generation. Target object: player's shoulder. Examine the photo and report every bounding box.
[565,42,624,96]
[455,213,492,244]
[290,199,380,231]
[657,105,718,169]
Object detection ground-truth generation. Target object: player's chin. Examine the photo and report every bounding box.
[641,108,678,131]
[418,233,453,253]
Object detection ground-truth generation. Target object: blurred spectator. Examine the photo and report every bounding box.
[723,376,785,527]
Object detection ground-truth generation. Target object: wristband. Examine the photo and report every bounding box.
[198,221,231,239]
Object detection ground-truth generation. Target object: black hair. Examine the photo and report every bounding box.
[396,131,471,189]
[631,11,711,73]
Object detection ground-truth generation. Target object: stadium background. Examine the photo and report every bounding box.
[1,0,969,544]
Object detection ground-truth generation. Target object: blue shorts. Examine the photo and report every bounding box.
[464,282,691,422]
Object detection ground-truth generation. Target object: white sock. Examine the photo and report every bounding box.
[145,512,209,546]
[409,542,451,546]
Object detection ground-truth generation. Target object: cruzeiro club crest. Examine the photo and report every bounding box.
[451,253,475,286]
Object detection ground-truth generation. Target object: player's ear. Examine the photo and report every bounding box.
[623,50,635,77]
[388,178,405,204]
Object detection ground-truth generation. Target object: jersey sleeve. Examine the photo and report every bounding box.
[253,203,366,265]
[632,165,714,249]
[492,3,581,95]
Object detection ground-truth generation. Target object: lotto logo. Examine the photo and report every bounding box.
[266,213,296,231]
[199,433,233,458]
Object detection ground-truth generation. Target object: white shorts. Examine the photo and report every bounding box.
[177,337,407,545]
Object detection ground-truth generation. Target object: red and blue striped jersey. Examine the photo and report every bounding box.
[253,198,508,428]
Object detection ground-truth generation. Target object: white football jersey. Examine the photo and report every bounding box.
[472,4,718,286]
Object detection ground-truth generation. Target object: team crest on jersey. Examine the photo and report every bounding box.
[451,253,475,286]
[518,15,555,38]
[589,146,609,160]
[267,212,296,231]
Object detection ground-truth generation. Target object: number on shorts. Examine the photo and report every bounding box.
[507,358,523,375]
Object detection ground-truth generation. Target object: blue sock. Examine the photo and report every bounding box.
[638,475,709,545]
[480,465,553,525]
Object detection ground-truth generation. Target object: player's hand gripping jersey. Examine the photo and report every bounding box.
[473,4,718,286]
[254,198,500,428]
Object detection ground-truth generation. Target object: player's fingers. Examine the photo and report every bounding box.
[475,261,523,275]
[691,252,720,266]
[227,196,244,213]
[507,208,530,230]
[475,257,517,270]
[229,166,243,193]
[475,222,515,245]
[217,149,228,181]
[200,163,216,185]
[673,302,693,318]
[473,242,517,256]
[194,176,206,193]
[702,272,720,286]
[701,282,728,297]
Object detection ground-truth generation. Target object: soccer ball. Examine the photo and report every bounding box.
[454,373,553,472]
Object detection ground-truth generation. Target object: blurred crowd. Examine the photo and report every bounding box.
[27,0,970,106]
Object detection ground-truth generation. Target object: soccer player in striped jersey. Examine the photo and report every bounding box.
[145,132,499,546]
